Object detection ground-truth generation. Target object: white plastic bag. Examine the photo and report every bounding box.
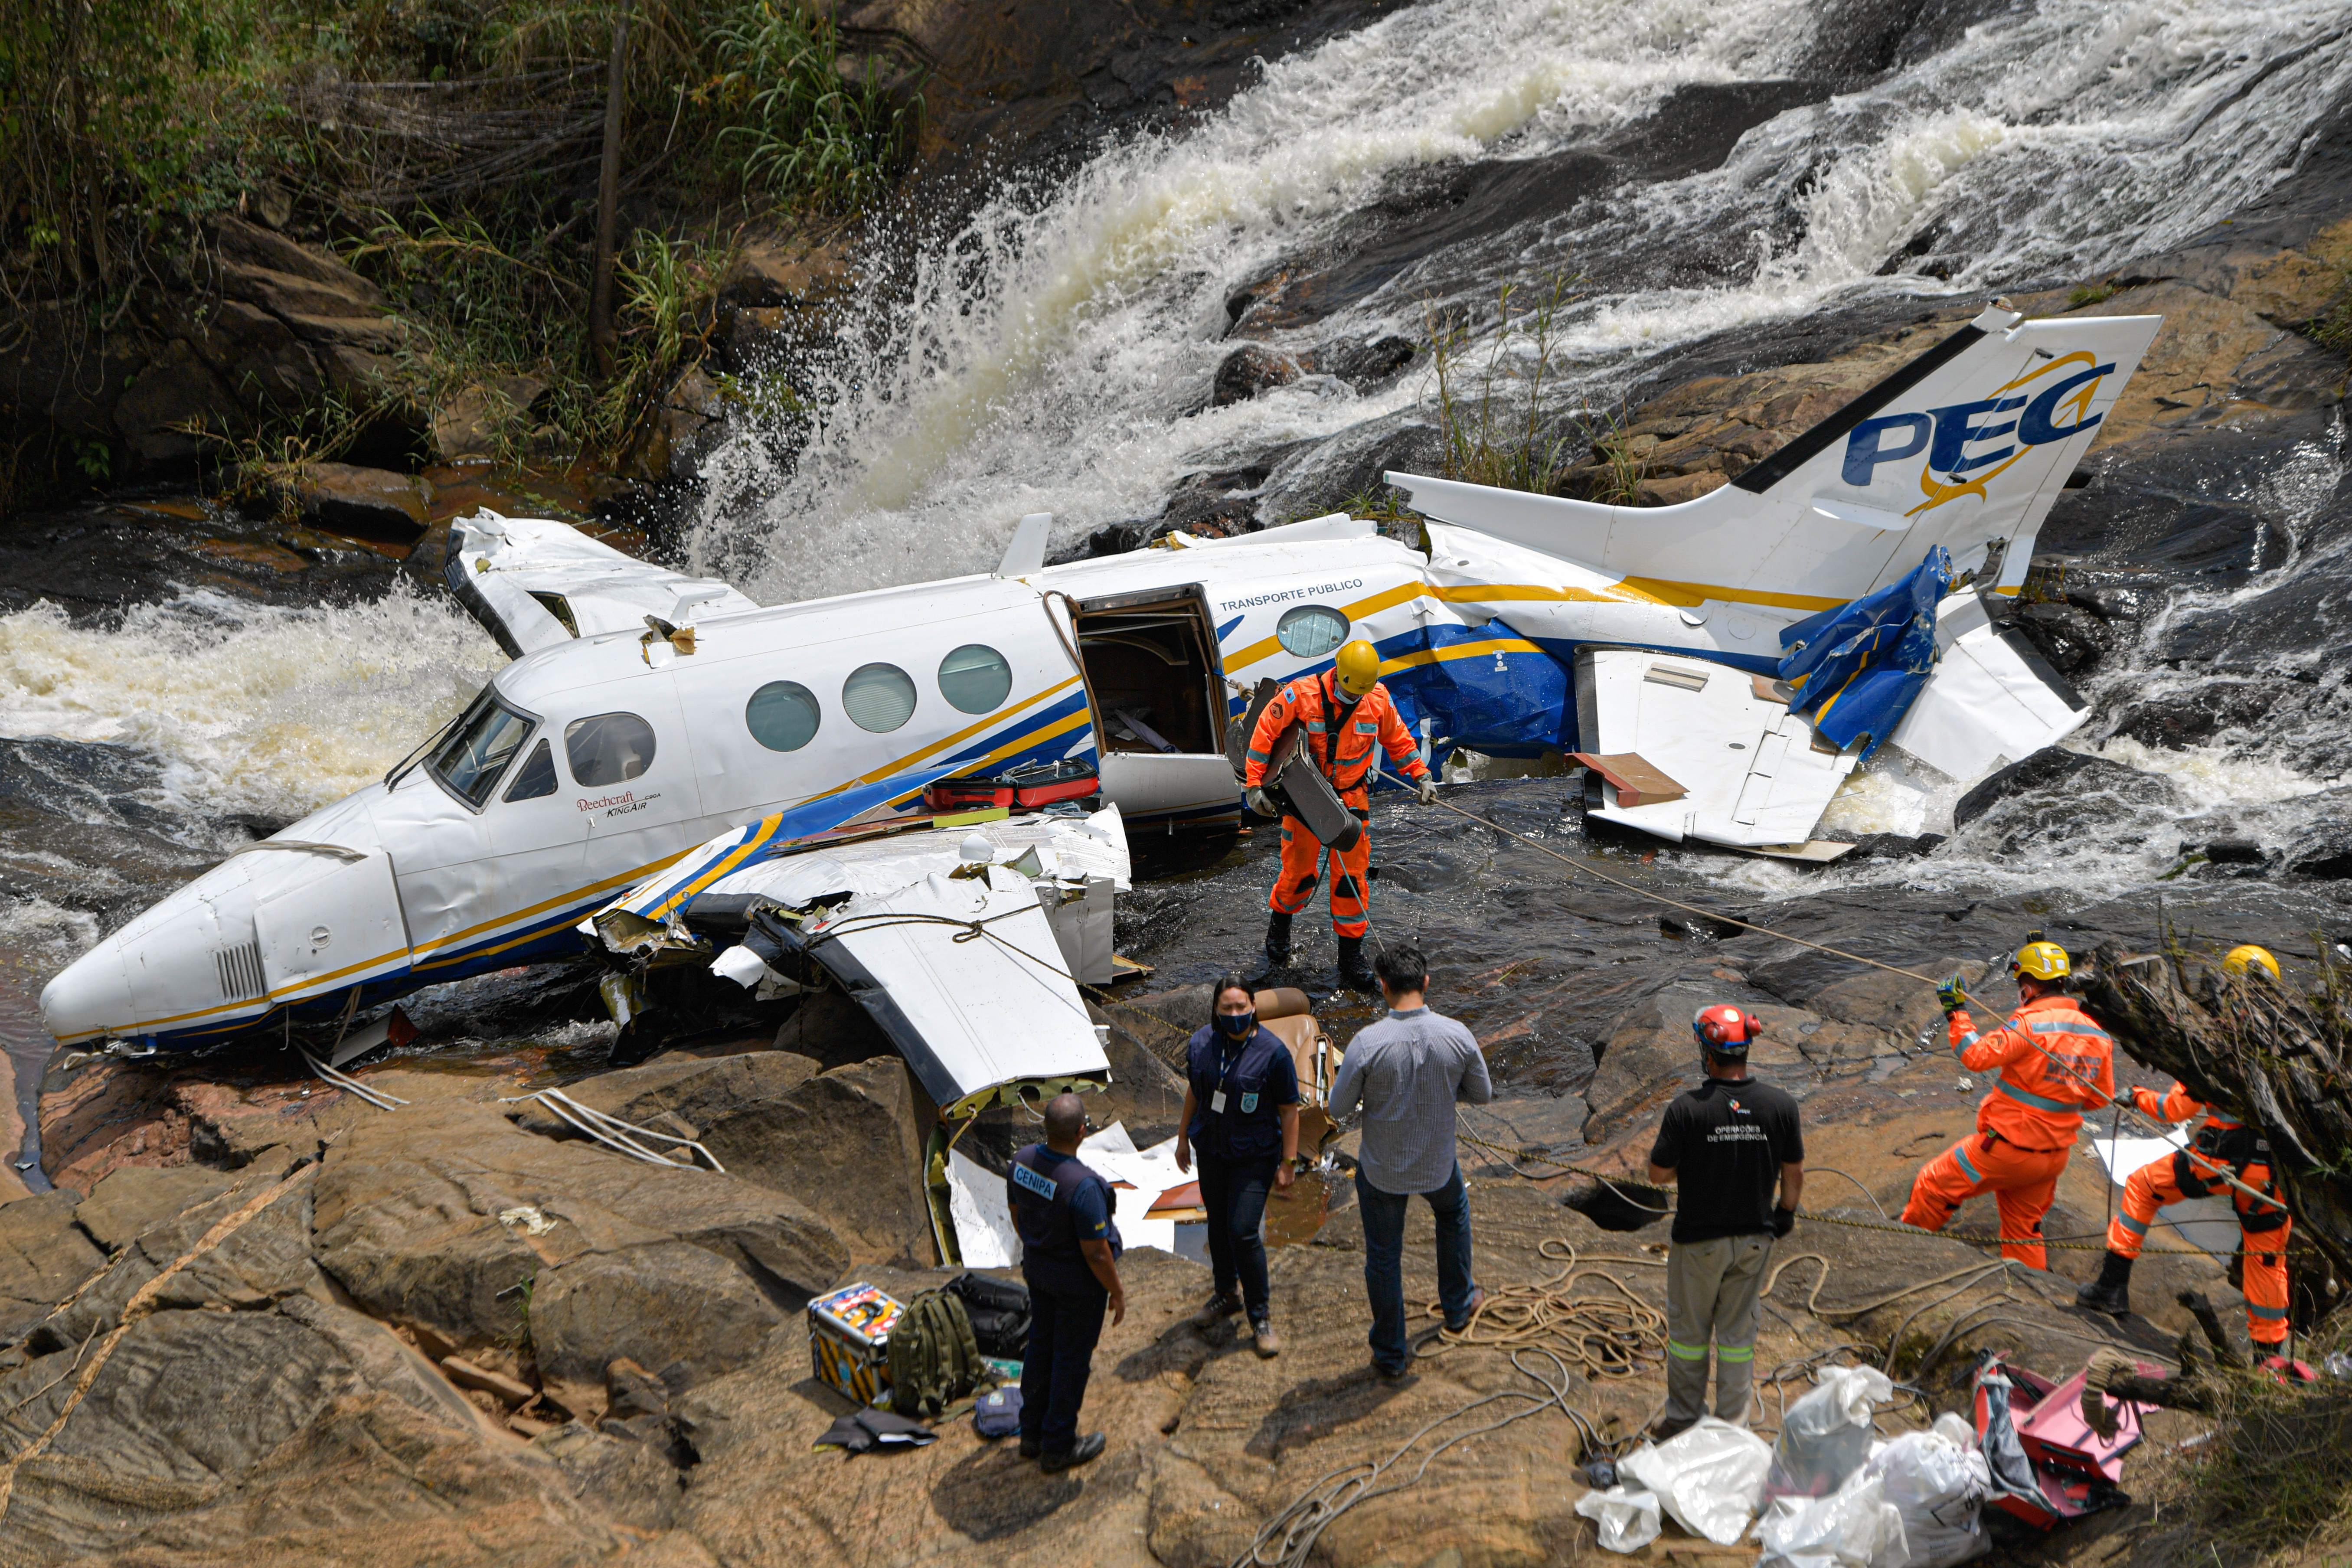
[1573,1485,1663,1553]
[1767,1365,1896,1499]
[1864,1418,1992,1567]
[1754,1471,1911,1568]
[1620,1417,1774,1544]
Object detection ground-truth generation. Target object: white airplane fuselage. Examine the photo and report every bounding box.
[39,304,2163,1052]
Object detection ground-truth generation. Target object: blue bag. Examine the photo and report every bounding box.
[973,1386,1023,1438]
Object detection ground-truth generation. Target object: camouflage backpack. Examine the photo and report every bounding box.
[888,1287,987,1418]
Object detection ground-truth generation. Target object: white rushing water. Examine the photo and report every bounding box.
[694,0,2352,606]
[0,583,501,829]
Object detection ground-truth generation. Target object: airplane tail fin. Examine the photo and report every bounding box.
[1389,303,2162,603]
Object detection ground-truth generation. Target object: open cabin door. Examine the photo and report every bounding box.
[1069,584,1238,826]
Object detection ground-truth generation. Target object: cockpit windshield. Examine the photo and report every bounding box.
[427,691,535,807]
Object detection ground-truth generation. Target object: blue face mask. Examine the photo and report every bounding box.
[1217,1010,1257,1040]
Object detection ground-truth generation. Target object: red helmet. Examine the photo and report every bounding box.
[1692,1004,1757,1056]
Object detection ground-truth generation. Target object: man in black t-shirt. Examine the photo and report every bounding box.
[1644,1004,1804,1439]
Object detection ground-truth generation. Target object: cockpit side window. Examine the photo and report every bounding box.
[566,712,657,787]
[427,693,535,808]
[503,738,559,802]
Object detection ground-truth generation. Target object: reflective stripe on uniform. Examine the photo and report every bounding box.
[1994,1077,2074,1114]
[1953,1142,1984,1185]
[1953,1031,1979,1054]
[2030,1019,2112,1042]
[2248,1302,2289,1320]
[1245,747,1270,763]
[1666,1339,1708,1361]
[1715,1343,1754,1362]
[2117,1212,2149,1236]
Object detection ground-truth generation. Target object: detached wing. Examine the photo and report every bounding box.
[445,511,761,657]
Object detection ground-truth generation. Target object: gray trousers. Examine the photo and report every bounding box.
[1663,1233,1771,1426]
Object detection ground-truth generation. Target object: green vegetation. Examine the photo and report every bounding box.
[2068,278,2120,309]
[2,0,919,503]
[1423,274,1584,497]
[2171,1351,2352,1555]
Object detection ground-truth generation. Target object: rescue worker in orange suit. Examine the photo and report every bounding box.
[1242,639,1436,993]
[1900,938,2114,1269]
[2075,944,2293,1348]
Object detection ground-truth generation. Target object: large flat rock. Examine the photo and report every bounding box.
[310,1076,848,1405]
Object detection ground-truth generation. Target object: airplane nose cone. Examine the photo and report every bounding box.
[39,942,136,1046]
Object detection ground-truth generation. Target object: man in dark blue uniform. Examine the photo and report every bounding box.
[1175,974,1300,1357]
[1006,1092,1126,1471]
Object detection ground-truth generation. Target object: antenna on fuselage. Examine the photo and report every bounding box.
[996,513,1052,578]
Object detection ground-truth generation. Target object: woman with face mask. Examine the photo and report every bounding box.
[1175,973,1302,1357]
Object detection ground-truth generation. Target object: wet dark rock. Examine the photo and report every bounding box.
[2286,817,2352,882]
[277,463,433,548]
[2002,599,2111,679]
[1228,81,1831,334]
[1952,746,2167,832]
[2112,683,2282,750]
[1796,0,2030,88]
[1832,831,1947,861]
[1212,344,1303,405]
[2200,838,2266,866]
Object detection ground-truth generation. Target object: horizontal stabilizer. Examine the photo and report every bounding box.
[1888,592,2088,779]
[1575,649,1859,851]
[446,512,761,659]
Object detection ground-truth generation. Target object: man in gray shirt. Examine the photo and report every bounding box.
[1328,941,1492,1377]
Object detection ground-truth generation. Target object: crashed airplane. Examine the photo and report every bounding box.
[41,301,2160,1120]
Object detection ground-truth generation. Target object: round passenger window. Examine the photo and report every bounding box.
[565,712,657,787]
[1277,604,1350,658]
[745,681,822,752]
[843,663,917,732]
[937,644,1013,715]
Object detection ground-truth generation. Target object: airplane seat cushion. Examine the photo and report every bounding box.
[1254,986,1311,1021]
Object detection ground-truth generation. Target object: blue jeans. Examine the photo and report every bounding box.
[1017,1275,1106,1452]
[1198,1153,1277,1321]
[1356,1162,1476,1374]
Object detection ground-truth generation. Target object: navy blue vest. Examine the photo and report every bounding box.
[1186,1024,1289,1162]
[1007,1144,1120,1293]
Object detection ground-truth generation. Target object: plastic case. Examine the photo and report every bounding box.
[809,1282,905,1405]
[924,760,1100,813]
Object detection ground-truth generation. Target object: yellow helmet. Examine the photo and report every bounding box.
[1333,638,1382,698]
[2011,940,2070,982]
[2223,944,2280,981]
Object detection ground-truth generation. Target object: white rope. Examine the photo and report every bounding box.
[500,1088,725,1172]
[299,1049,408,1111]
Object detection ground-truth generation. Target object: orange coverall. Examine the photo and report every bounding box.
[1243,670,1429,939]
[1901,992,2115,1269]
[2111,1082,2291,1345]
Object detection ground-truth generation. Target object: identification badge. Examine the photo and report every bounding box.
[1241,1091,1259,1113]
[1011,1163,1058,1200]
[1209,1090,1226,1114]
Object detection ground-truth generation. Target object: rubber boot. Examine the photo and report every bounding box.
[1262,910,1292,970]
[1337,934,1379,993]
[2074,1250,2134,1317]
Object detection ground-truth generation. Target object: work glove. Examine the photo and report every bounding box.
[1936,975,1966,1016]
[1771,1205,1797,1239]
[1416,774,1438,806]
[1246,787,1279,819]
